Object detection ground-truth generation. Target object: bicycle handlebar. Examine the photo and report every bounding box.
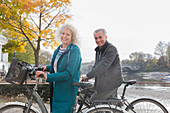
[29,67,44,79]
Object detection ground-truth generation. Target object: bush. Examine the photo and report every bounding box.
[0,84,50,103]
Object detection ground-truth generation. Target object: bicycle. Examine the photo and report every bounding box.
[0,58,168,113]
[0,58,49,113]
[0,58,107,113]
[74,80,169,113]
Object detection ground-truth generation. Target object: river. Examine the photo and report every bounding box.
[124,71,169,82]
[120,71,170,112]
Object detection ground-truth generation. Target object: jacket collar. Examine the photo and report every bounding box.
[59,43,73,50]
[54,43,73,58]
[95,41,109,52]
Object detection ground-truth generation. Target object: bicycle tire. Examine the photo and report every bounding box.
[85,107,123,113]
[126,98,168,113]
[0,104,37,113]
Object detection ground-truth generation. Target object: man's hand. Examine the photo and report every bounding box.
[81,75,89,82]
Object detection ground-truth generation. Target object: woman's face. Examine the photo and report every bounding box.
[60,27,72,46]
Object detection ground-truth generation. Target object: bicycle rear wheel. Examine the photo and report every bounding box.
[85,107,123,113]
[0,105,36,113]
[126,98,168,113]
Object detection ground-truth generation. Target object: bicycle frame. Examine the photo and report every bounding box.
[27,79,48,113]
[31,89,48,113]
[76,88,91,112]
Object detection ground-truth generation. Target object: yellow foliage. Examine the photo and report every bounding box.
[50,38,54,41]
[54,41,60,47]
[55,22,60,27]
[65,14,71,19]
[23,42,27,46]
[0,4,8,9]
[61,19,66,24]
[1,0,72,55]
[58,14,63,19]
[50,45,53,49]
[18,46,26,53]
[43,41,48,46]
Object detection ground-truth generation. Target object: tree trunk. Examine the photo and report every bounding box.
[34,50,39,67]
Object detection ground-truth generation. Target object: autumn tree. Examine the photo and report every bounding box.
[0,0,71,66]
[7,43,34,64]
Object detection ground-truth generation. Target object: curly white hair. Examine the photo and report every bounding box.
[56,24,79,45]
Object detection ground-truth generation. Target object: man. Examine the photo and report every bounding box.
[82,28,123,101]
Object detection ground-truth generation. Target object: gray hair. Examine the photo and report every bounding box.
[93,28,107,37]
[56,24,79,45]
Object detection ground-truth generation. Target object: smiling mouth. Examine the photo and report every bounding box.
[97,42,101,45]
[62,38,67,41]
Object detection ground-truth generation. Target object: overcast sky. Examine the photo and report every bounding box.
[69,0,170,62]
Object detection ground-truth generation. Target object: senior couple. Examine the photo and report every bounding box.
[35,24,123,113]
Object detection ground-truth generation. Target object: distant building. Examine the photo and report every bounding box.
[0,34,8,74]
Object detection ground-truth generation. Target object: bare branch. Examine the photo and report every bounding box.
[29,15,39,29]
[19,17,36,51]
[44,11,60,30]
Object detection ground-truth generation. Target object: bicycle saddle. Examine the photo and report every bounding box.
[72,82,93,89]
[123,80,136,85]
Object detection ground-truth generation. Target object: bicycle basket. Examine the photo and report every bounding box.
[5,58,31,85]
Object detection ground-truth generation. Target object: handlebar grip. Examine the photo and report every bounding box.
[81,78,89,82]
[38,74,44,77]
[36,67,44,71]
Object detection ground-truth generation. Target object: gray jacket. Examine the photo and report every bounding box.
[87,41,123,93]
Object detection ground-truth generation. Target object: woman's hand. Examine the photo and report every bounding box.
[36,71,47,80]
[41,66,47,72]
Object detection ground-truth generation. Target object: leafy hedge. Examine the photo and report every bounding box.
[0,84,50,102]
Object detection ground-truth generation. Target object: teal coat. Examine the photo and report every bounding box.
[46,44,82,113]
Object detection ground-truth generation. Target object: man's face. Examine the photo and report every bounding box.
[94,31,107,47]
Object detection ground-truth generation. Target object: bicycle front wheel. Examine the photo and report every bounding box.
[126,98,168,113]
[0,105,36,113]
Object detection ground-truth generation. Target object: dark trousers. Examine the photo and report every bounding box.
[90,88,118,101]
[90,88,118,113]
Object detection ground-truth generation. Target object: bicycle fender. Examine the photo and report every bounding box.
[5,102,40,113]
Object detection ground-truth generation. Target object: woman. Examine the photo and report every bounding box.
[36,24,82,113]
